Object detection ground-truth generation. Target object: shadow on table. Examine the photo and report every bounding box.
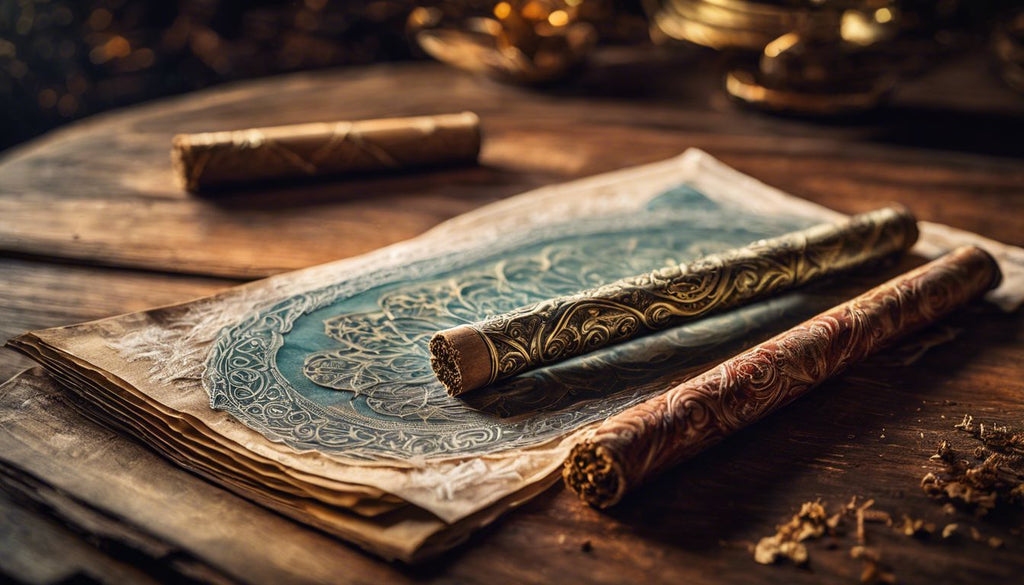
[590,300,1019,550]
[404,304,1012,580]
[865,105,1024,160]
[188,163,554,210]
[401,251,1024,576]
[407,255,1024,583]
[549,49,1024,161]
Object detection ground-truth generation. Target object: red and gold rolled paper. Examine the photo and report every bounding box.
[172,111,481,192]
[563,245,1001,508]
[430,206,919,396]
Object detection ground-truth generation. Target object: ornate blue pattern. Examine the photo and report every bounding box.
[204,187,818,461]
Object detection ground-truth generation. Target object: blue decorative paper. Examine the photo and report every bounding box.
[205,185,822,461]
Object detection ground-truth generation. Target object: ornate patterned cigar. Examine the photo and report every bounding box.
[429,206,919,396]
[563,245,1001,508]
[172,111,480,192]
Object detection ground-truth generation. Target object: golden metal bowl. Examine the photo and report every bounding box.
[646,0,902,113]
[409,2,599,84]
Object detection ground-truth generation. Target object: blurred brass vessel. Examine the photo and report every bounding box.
[408,1,603,84]
[647,0,905,113]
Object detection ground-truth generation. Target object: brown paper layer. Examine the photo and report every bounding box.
[172,111,481,192]
[563,245,1001,508]
[430,205,919,396]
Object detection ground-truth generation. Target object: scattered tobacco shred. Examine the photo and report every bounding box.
[753,500,836,566]
[890,515,936,539]
[754,416,1021,581]
[754,499,897,582]
[922,415,1024,515]
[850,546,897,585]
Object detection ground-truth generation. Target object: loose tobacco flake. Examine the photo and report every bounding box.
[753,500,835,566]
[850,546,897,585]
[941,523,959,539]
[921,416,1024,515]
[891,515,935,538]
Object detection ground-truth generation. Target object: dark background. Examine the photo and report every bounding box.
[0,0,1017,152]
[0,0,457,151]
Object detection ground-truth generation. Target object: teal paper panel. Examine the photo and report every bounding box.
[205,186,824,461]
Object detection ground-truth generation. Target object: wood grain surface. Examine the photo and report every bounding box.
[0,49,1020,278]
[0,46,1022,584]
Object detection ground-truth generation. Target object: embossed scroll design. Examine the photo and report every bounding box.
[173,113,479,191]
[563,246,1000,508]
[184,123,400,181]
[300,234,698,422]
[205,188,822,461]
[459,206,918,389]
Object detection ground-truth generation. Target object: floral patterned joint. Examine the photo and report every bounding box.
[431,206,919,396]
[563,245,1001,508]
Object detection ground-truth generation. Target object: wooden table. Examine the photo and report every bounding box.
[1,47,1022,584]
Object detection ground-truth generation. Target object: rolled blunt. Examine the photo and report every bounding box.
[429,206,919,396]
[563,245,1001,508]
[172,111,481,192]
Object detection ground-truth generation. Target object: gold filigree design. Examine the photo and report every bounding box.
[563,245,1001,508]
[432,206,918,395]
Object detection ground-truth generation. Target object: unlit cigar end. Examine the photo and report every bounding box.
[429,325,493,397]
[563,441,627,509]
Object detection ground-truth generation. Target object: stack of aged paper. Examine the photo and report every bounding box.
[9,150,1024,561]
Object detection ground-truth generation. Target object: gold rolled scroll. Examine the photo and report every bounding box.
[563,245,1001,508]
[429,205,919,396]
[172,111,481,192]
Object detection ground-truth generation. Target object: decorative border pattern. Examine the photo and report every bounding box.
[204,189,817,461]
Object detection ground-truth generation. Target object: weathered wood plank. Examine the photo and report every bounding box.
[0,257,231,380]
[0,49,1019,278]
[0,493,160,585]
[0,369,358,585]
